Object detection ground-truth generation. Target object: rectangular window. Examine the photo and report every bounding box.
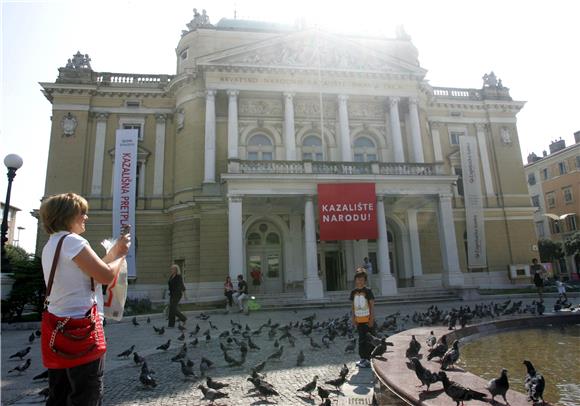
[576,156,580,169]
[450,131,463,145]
[531,195,541,207]
[546,192,556,208]
[354,153,364,162]
[122,123,142,140]
[563,187,573,203]
[125,100,141,108]
[551,219,561,234]
[247,151,258,160]
[527,173,536,185]
[567,215,577,231]
[559,161,567,175]
[454,166,464,196]
[541,168,549,180]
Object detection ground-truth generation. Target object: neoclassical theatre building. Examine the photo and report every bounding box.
[38,13,536,302]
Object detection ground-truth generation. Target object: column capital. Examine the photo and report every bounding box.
[283,92,295,101]
[227,89,239,98]
[389,96,400,106]
[439,193,453,201]
[93,112,109,121]
[228,195,243,203]
[408,96,419,106]
[475,123,488,132]
[206,89,217,98]
[338,94,349,103]
[304,195,315,202]
[376,194,385,202]
[155,114,166,123]
[429,121,443,129]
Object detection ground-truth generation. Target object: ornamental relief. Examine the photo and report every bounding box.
[239,99,283,116]
[294,100,336,118]
[348,102,384,119]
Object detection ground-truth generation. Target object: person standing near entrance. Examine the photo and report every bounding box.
[531,258,547,301]
[350,268,375,368]
[224,276,234,312]
[250,267,262,293]
[233,274,249,313]
[167,264,187,327]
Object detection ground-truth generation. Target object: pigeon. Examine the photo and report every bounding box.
[179,360,197,379]
[274,338,280,348]
[427,335,448,361]
[247,377,279,400]
[426,331,436,348]
[117,345,135,358]
[133,352,145,365]
[201,356,215,368]
[33,369,49,381]
[153,326,165,335]
[8,359,31,374]
[190,337,199,347]
[371,337,393,359]
[198,384,229,402]
[35,329,41,337]
[253,360,266,373]
[171,344,188,362]
[190,324,200,336]
[317,385,330,401]
[132,317,139,326]
[267,345,284,361]
[297,350,305,366]
[310,337,322,350]
[146,317,151,324]
[140,367,157,389]
[441,340,460,370]
[178,323,187,332]
[406,335,421,358]
[207,376,229,390]
[298,375,319,399]
[523,360,545,403]
[156,339,171,351]
[325,375,347,391]
[410,357,440,391]
[339,363,349,379]
[209,320,218,330]
[344,339,356,353]
[177,332,185,341]
[487,368,510,404]
[248,337,260,350]
[9,346,31,360]
[28,332,35,344]
[439,371,486,406]
[38,387,50,400]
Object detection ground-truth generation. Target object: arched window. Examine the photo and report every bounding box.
[353,136,378,162]
[302,135,324,161]
[248,232,262,246]
[247,133,274,160]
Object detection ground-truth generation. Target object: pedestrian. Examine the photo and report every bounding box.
[350,268,375,368]
[39,192,130,406]
[363,257,373,274]
[555,275,568,303]
[233,274,249,313]
[224,275,234,312]
[168,264,187,327]
[530,258,546,301]
[250,267,262,293]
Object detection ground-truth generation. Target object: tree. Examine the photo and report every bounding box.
[564,231,580,256]
[538,238,564,263]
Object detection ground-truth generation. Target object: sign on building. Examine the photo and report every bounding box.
[318,183,378,241]
[112,129,138,277]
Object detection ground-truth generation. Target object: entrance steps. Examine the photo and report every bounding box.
[253,287,463,311]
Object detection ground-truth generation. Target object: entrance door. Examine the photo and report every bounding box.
[324,251,346,291]
[246,221,283,294]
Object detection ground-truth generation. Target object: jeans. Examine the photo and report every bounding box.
[233,292,247,310]
[168,293,187,327]
[47,356,105,406]
[225,291,234,307]
[357,323,375,360]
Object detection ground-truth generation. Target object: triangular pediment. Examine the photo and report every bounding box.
[197,30,426,77]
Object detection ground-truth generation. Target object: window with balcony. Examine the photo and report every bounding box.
[541,168,549,180]
[563,186,573,203]
[302,135,324,161]
[566,215,577,231]
[546,192,556,208]
[247,133,274,160]
[559,161,568,175]
[353,136,377,162]
[531,195,541,207]
[528,173,536,185]
[550,219,561,234]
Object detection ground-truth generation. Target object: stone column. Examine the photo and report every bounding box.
[304,196,323,299]
[203,89,217,183]
[227,90,239,159]
[388,97,405,162]
[338,94,352,161]
[91,113,108,195]
[407,209,423,278]
[138,161,146,198]
[153,114,166,196]
[228,196,243,281]
[408,97,424,163]
[430,121,444,162]
[476,123,495,197]
[283,92,296,160]
[438,193,464,287]
[376,196,397,295]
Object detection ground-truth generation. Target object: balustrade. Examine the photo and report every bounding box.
[432,87,482,100]
[96,72,173,87]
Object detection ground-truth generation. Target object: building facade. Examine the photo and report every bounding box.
[1,203,21,246]
[37,13,536,302]
[525,133,580,277]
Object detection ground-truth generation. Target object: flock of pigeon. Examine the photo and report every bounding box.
[5,298,559,405]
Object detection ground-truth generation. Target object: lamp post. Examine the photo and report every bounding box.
[1,154,23,272]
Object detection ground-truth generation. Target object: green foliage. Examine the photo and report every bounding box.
[538,238,564,262]
[4,244,30,267]
[564,231,580,256]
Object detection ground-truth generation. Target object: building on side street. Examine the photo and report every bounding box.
[1,203,21,247]
[36,12,537,302]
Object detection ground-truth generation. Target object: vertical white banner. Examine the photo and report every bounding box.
[112,129,138,278]
[459,135,487,268]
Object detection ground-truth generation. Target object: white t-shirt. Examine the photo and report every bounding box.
[42,231,104,317]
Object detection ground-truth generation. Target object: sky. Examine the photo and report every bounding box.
[1,0,579,254]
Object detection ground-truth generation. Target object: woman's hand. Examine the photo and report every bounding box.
[112,233,131,259]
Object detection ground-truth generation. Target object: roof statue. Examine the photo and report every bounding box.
[482,71,498,88]
[65,51,92,70]
[184,8,213,35]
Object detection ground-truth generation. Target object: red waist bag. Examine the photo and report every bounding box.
[41,234,107,369]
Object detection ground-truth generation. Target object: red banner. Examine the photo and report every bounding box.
[318,183,377,241]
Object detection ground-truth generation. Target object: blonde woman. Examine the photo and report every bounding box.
[167,264,187,327]
[40,192,130,406]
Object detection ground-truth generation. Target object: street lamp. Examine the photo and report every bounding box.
[1,154,23,272]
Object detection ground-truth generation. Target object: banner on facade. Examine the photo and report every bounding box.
[318,183,377,241]
[459,135,487,268]
[112,129,138,278]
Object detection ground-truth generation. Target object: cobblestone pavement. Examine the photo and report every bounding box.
[1,296,560,406]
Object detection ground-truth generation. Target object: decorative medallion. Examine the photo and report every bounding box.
[61,112,78,137]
